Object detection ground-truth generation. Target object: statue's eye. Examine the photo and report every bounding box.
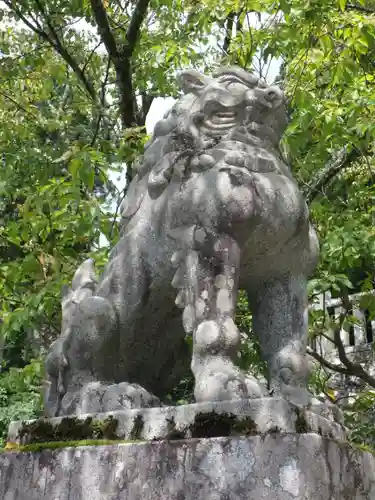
[218,76,247,89]
[219,76,242,86]
[223,81,247,94]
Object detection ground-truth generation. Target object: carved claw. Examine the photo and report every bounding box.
[182,304,196,334]
[192,226,220,256]
[171,265,186,289]
[171,250,184,266]
[175,289,188,308]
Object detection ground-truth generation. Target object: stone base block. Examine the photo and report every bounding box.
[8,398,346,445]
[1,434,375,499]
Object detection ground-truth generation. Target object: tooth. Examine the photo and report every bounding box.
[175,289,188,308]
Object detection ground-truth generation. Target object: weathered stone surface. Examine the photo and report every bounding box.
[44,66,320,417]
[1,434,374,499]
[8,398,346,445]
[58,381,162,416]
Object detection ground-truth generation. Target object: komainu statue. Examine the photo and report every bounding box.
[44,66,319,417]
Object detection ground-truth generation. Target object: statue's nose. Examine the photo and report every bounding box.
[245,86,284,109]
[264,87,283,105]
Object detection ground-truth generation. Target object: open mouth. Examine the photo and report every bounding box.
[203,110,237,130]
[215,111,237,120]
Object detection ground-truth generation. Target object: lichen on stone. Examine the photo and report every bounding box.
[17,415,119,445]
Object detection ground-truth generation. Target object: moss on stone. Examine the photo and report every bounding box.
[17,415,119,445]
[231,416,258,436]
[165,417,186,440]
[348,441,375,457]
[190,411,258,439]
[295,409,308,434]
[1,438,144,454]
[129,414,144,441]
[267,426,281,434]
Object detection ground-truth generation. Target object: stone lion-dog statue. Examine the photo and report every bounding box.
[44,66,319,417]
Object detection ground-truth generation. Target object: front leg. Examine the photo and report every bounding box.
[170,226,266,402]
[250,275,311,406]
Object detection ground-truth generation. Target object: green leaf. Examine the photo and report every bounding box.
[279,0,291,14]
[68,158,82,179]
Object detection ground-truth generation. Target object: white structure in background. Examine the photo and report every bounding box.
[311,290,375,352]
[310,290,375,401]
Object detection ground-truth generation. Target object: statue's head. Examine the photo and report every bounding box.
[175,66,287,148]
[119,67,288,228]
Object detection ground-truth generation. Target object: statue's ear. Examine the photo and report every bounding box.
[177,69,210,95]
[71,258,97,291]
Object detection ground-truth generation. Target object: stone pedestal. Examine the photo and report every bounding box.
[3,398,375,499]
[1,434,375,499]
[8,398,345,444]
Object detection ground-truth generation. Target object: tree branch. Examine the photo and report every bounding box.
[0,91,38,119]
[126,0,150,52]
[308,335,375,388]
[305,146,361,204]
[4,0,97,103]
[140,92,154,124]
[332,294,375,388]
[82,39,104,75]
[308,290,375,388]
[307,346,351,375]
[89,0,119,60]
[91,59,112,146]
[346,4,375,14]
[2,1,43,36]
[318,329,337,346]
[332,328,375,388]
[223,12,235,55]
[117,0,151,128]
[90,0,150,129]
[34,0,98,102]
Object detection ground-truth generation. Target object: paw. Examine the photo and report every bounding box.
[193,360,249,402]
